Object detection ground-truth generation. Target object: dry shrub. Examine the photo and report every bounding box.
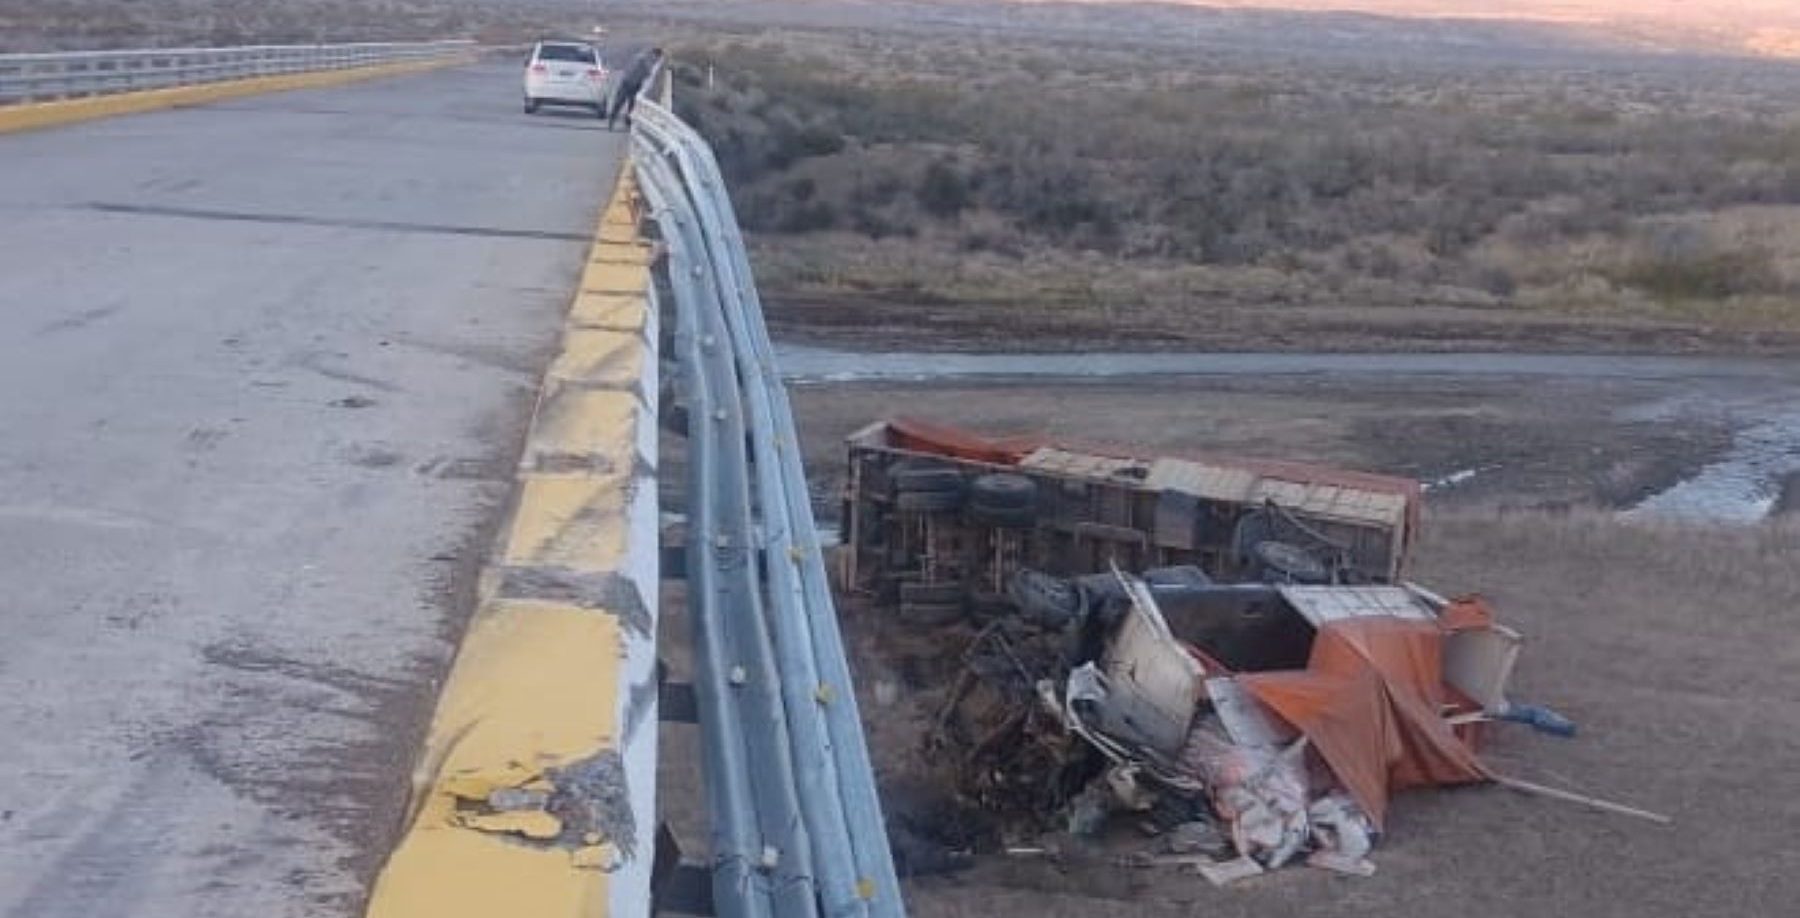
[670,25,1800,337]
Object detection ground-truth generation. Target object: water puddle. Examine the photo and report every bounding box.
[1629,411,1800,523]
[775,344,1799,385]
[1424,466,1496,492]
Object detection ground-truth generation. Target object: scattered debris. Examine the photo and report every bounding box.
[913,563,1662,885]
[1195,855,1265,887]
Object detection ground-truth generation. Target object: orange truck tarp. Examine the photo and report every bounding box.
[1240,617,1491,830]
[888,416,1046,466]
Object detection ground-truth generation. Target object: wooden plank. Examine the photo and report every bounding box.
[1495,775,1673,825]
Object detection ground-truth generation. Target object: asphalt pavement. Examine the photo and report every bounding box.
[0,60,623,917]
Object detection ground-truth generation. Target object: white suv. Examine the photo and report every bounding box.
[523,41,609,116]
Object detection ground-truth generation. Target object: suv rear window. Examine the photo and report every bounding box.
[537,44,594,63]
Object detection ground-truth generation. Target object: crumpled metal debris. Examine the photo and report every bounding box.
[927,567,1394,880]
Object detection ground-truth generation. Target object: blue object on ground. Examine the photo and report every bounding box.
[1499,702,1578,737]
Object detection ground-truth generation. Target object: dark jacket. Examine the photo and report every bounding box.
[618,52,659,91]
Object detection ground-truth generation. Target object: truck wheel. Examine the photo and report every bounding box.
[969,473,1035,509]
[892,465,965,495]
[969,501,1034,528]
[1074,572,1127,609]
[1009,569,1080,626]
[897,489,962,513]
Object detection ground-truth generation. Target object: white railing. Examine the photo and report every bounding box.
[0,40,474,105]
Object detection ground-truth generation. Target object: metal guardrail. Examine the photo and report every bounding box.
[0,40,474,104]
[631,78,907,918]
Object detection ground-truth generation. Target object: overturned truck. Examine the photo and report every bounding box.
[840,417,1423,621]
[838,418,1571,878]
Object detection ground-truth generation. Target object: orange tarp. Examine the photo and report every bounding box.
[888,416,1045,466]
[1240,617,1490,830]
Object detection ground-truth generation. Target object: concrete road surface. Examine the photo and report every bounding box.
[0,61,622,916]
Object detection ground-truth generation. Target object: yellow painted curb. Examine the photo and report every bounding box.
[0,55,475,135]
[366,164,659,918]
[369,599,627,915]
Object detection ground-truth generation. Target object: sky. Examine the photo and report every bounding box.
[1083,1,1800,25]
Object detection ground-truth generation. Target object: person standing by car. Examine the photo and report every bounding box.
[609,47,664,131]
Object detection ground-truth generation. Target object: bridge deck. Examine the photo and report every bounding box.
[0,60,624,918]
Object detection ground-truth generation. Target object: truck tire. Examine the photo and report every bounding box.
[969,473,1035,510]
[892,465,965,495]
[1009,569,1081,626]
[897,489,963,513]
[1074,572,1127,609]
[969,501,1035,528]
